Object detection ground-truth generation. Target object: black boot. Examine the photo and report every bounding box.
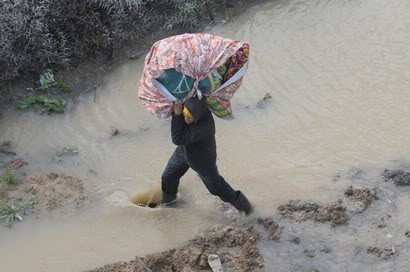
[161,192,177,205]
[230,191,253,215]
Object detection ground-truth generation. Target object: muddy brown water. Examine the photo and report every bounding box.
[1,0,410,271]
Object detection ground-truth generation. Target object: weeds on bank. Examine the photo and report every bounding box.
[16,95,65,113]
[16,70,68,113]
[0,168,17,185]
[0,203,24,227]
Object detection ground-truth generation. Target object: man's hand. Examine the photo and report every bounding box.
[174,100,183,115]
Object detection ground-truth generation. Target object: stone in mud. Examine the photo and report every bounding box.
[304,249,315,258]
[256,93,272,109]
[376,216,388,228]
[383,169,410,186]
[367,246,395,260]
[87,223,264,272]
[278,200,349,226]
[7,159,28,169]
[320,245,332,254]
[344,186,378,212]
[53,146,79,162]
[354,246,363,256]
[290,236,301,245]
[0,141,16,156]
[111,129,120,137]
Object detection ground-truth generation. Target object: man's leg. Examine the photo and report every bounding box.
[197,165,253,214]
[197,165,237,203]
[161,147,189,203]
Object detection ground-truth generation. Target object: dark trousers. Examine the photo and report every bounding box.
[161,147,237,203]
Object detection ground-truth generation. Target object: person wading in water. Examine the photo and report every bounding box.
[160,96,253,215]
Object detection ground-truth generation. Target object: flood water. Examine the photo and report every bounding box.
[0,0,410,271]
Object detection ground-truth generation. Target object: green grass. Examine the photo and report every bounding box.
[16,95,65,113]
[55,78,71,93]
[0,168,17,185]
[0,204,23,227]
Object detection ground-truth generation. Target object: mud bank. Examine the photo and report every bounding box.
[87,167,410,272]
[86,218,278,272]
[0,141,87,223]
[4,173,86,213]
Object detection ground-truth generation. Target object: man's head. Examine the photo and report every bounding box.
[183,96,208,125]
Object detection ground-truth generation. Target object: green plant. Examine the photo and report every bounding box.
[0,168,17,185]
[55,78,71,93]
[16,95,65,113]
[0,204,23,227]
[0,0,212,83]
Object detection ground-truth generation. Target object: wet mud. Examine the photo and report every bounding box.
[2,173,87,214]
[84,166,410,272]
[278,200,349,227]
[383,169,410,186]
[86,220,269,272]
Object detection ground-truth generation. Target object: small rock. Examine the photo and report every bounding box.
[87,169,97,176]
[405,231,410,238]
[377,217,387,228]
[320,245,332,254]
[7,159,28,169]
[304,249,315,258]
[53,146,79,162]
[111,129,120,137]
[367,246,395,260]
[290,236,301,245]
[0,141,16,155]
[256,93,272,109]
[354,246,363,256]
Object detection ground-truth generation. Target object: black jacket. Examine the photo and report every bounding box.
[171,100,216,172]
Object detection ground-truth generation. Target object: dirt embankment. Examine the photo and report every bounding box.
[4,173,86,214]
[0,141,87,222]
[87,166,410,272]
[86,218,279,272]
